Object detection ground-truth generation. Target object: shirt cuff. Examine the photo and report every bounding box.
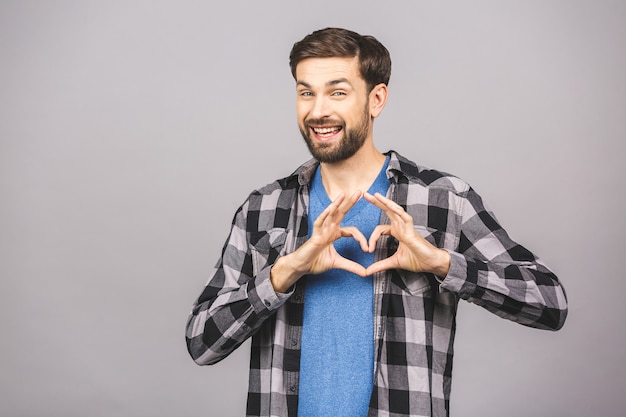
[248,265,293,313]
[438,250,470,295]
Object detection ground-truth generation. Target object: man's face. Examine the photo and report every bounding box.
[295,57,372,163]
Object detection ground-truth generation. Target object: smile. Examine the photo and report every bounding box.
[311,125,343,141]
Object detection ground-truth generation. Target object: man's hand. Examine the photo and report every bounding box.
[270,191,368,293]
[363,192,451,278]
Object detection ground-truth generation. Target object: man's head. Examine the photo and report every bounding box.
[289,27,391,93]
[290,28,391,163]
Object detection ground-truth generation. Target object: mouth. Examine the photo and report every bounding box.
[309,124,343,142]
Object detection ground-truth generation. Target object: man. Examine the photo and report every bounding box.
[186,27,567,417]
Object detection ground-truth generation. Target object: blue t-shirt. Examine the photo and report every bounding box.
[298,157,390,417]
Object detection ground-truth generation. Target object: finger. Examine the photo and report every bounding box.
[373,192,401,213]
[328,192,347,214]
[334,257,368,277]
[340,226,369,252]
[313,193,346,227]
[334,190,362,219]
[368,194,417,233]
[363,192,405,225]
[371,191,398,207]
[363,191,386,210]
[367,225,391,252]
[373,193,408,217]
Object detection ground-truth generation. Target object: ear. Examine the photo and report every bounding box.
[369,83,389,119]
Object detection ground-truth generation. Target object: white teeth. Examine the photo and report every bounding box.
[313,127,339,134]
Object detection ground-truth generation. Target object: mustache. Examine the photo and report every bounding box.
[304,118,345,128]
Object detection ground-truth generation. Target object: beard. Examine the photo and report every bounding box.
[299,104,370,164]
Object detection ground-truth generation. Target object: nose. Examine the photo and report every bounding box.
[310,95,331,120]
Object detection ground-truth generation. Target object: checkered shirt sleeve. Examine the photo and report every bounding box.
[185,172,307,366]
[439,184,568,329]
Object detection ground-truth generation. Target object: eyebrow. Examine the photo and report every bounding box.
[296,78,352,89]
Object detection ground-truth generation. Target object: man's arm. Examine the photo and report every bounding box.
[364,190,567,330]
[186,191,368,365]
[439,186,568,330]
[185,202,286,365]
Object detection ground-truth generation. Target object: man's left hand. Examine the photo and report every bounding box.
[363,192,451,278]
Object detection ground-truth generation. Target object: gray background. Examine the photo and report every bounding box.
[1,1,624,416]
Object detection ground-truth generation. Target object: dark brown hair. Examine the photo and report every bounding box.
[289,27,391,91]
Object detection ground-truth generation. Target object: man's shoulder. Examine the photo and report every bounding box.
[252,175,298,197]
[238,159,317,216]
[251,158,317,196]
[389,151,470,195]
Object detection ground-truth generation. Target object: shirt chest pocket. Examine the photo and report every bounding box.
[390,225,444,296]
[249,229,288,276]
[395,271,433,296]
[414,225,445,248]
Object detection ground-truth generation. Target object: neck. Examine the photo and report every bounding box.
[318,142,386,200]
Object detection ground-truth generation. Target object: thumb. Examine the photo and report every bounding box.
[366,256,398,276]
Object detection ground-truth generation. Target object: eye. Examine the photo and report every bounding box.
[299,91,313,97]
[331,90,347,96]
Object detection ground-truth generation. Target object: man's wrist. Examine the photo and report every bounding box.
[270,255,303,294]
[431,248,451,278]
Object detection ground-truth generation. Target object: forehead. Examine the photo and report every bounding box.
[295,56,364,87]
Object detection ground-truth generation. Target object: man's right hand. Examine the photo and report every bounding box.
[269,191,368,293]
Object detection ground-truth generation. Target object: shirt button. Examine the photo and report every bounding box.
[289,386,296,393]
[264,300,271,307]
[291,339,297,346]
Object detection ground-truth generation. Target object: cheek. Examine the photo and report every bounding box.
[343,100,367,120]
[295,103,309,121]
[345,109,364,125]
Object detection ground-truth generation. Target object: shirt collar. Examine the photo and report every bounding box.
[294,150,418,187]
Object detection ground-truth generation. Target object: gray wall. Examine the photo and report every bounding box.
[2,1,624,416]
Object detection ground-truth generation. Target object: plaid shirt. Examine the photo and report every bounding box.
[186,151,567,417]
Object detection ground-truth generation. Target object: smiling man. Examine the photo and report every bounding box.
[296,56,375,165]
[186,28,568,417]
